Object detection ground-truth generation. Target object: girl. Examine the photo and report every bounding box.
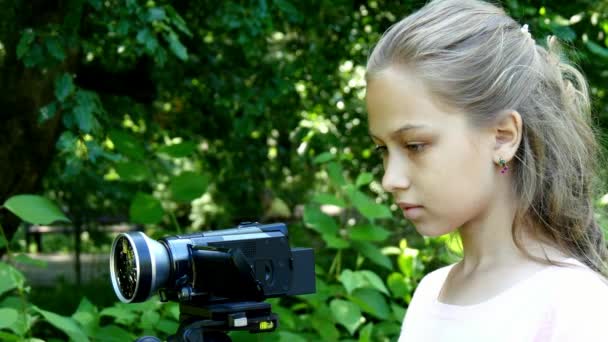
[365,0,608,340]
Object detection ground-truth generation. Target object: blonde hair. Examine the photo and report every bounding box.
[367,0,608,277]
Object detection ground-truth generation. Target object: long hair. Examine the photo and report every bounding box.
[366,0,608,277]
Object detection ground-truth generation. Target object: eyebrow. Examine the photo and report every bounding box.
[369,123,431,140]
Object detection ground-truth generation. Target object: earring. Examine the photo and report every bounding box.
[498,158,509,174]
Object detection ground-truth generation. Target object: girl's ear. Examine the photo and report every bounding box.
[493,110,523,162]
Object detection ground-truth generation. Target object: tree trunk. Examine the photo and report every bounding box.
[0,0,72,243]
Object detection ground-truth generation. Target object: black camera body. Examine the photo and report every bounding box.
[109,222,315,341]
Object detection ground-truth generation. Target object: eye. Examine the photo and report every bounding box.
[374,145,388,156]
[405,143,426,153]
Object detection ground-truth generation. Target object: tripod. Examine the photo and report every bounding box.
[135,301,278,342]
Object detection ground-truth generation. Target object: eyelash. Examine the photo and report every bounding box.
[374,143,426,155]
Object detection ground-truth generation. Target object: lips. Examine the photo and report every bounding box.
[397,202,422,210]
[397,202,424,220]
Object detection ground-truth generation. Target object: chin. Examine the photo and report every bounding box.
[414,223,456,237]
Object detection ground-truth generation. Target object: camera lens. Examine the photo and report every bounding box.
[110,232,171,303]
[113,236,138,300]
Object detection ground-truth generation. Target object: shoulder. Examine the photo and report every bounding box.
[545,260,608,298]
[415,262,456,294]
[543,261,608,340]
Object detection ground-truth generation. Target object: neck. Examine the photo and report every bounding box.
[456,179,562,275]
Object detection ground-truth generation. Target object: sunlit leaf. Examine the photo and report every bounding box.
[303,205,338,236]
[34,306,89,342]
[353,241,392,270]
[330,299,362,335]
[0,308,18,329]
[164,31,188,61]
[349,288,390,320]
[3,195,70,224]
[13,254,47,268]
[349,223,391,242]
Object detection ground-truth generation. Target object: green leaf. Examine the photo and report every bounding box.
[312,193,345,207]
[551,25,576,42]
[359,323,374,342]
[16,29,35,59]
[23,43,44,67]
[164,31,188,61]
[355,172,374,188]
[93,325,135,342]
[373,322,402,339]
[276,331,308,342]
[39,102,58,124]
[147,7,166,21]
[0,308,18,329]
[129,193,164,225]
[169,172,209,202]
[586,41,608,59]
[326,162,346,187]
[0,297,31,335]
[311,309,340,341]
[340,269,389,295]
[387,272,409,299]
[391,303,406,322]
[54,73,74,102]
[140,310,160,330]
[13,254,47,268]
[157,319,179,334]
[359,270,390,296]
[321,234,350,249]
[346,187,392,220]
[166,5,192,36]
[100,307,138,325]
[108,130,146,160]
[72,297,99,336]
[34,306,89,341]
[313,152,334,164]
[303,205,338,236]
[352,241,392,270]
[136,28,159,53]
[4,194,70,224]
[157,141,197,158]
[339,269,367,295]
[349,224,391,242]
[0,331,21,342]
[397,248,419,277]
[330,299,362,335]
[45,36,66,61]
[349,288,390,320]
[114,161,150,182]
[73,90,100,133]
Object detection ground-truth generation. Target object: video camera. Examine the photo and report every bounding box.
[109,222,316,342]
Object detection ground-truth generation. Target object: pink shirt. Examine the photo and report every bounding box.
[398,258,608,341]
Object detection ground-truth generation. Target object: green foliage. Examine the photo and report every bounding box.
[3,195,70,225]
[2,0,608,340]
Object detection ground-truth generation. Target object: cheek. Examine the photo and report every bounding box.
[427,141,494,216]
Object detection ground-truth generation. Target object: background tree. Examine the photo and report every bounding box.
[1,0,608,340]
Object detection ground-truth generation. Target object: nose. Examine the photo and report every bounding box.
[381,154,411,193]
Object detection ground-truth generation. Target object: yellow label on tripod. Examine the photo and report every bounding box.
[259,321,274,330]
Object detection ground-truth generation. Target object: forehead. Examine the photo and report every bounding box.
[366,66,466,138]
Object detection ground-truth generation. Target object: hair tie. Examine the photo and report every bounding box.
[521,24,532,39]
